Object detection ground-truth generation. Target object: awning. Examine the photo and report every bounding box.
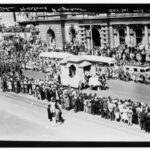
[62,55,116,64]
[39,52,73,59]
[79,61,92,68]
[81,55,116,64]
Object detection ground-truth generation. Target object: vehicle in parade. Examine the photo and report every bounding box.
[123,64,150,83]
[60,55,116,89]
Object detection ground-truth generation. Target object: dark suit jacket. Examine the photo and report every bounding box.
[47,107,52,120]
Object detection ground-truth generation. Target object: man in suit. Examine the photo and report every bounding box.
[140,108,146,131]
[47,104,52,122]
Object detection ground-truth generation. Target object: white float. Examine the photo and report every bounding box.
[60,55,116,88]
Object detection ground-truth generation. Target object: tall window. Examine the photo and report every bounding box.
[119,29,125,44]
[92,28,101,47]
[136,28,143,44]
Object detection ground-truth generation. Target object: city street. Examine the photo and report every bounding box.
[84,79,150,105]
[0,91,150,141]
[1,8,150,146]
[23,70,150,105]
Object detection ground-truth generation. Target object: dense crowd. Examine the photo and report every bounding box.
[1,68,150,132]
[1,25,150,128]
[92,43,150,65]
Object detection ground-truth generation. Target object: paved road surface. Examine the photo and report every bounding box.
[0,92,150,141]
[83,79,150,105]
[23,70,150,105]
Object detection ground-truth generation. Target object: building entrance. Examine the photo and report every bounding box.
[92,28,101,47]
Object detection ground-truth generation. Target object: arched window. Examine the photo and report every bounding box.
[47,28,55,43]
[119,29,125,44]
[69,65,76,78]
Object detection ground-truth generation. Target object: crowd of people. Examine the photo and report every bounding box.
[1,67,150,132]
[1,25,150,130]
[92,43,150,65]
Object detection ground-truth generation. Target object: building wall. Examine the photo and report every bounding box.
[0,12,14,25]
[36,14,150,51]
[39,22,63,49]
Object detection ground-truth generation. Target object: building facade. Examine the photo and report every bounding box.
[17,12,150,51]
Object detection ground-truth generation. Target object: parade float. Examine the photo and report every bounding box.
[60,55,116,88]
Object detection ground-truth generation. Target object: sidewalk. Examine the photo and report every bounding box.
[1,90,150,138]
[0,91,49,109]
[0,90,62,127]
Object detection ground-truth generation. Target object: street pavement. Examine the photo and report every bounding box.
[83,79,150,105]
[1,91,150,141]
[23,69,150,105]
[2,69,149,141]
[22,69,46,80]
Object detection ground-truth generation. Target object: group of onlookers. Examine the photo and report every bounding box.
[1,30,150,128]
[1,69,150,132]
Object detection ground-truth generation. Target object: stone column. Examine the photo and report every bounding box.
[86,29,91,51]
[126,25,130,47]
[145,25,149,51]
[109,25,114,49]
[134,31,136,47]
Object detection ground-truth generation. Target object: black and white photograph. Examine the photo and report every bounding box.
[1,3,150,147]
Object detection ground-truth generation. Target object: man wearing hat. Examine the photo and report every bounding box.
[17,79,21,93]
[2,79,7,92]
[140,108,146,130]
[7,79,12,92]
[14,79,18,93]
[64,92,70,110]
[23,78,27,93]
[50,97,57,124]
[102,98,108,119]
[108,100,115,121]
[145,107,150,133]
[136,102,142,126]
[72,93,78,113]
[127,106,133,126]
[47,104,52,122]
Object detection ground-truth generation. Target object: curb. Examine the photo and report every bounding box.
[0,91,49,109]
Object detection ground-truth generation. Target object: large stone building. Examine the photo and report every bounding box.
[17,12,150,51]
